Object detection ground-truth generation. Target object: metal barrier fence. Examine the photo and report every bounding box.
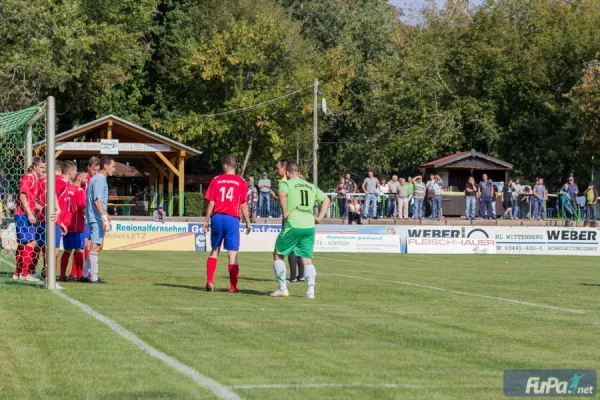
[256,193,419,219]
[255,193,598,220]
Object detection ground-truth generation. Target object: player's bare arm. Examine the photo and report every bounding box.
[241,203,251,234]
[20,192,36,224]
[51,193,61,223]
[315,196,330,224]
[278,190,288,221]
[202,200,215,234]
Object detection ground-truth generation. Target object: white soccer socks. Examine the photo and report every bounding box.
[273,259,287,291]
[304,265,316,298]
[89,252,99,282]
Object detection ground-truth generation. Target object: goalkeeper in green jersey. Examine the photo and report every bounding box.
[271,162,330,299]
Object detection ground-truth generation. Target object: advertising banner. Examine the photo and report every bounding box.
[465,226,600,256]
[198,223,407,253]
[315,233,401,253]
[104,222,195,251]
[97,221,600,256]
[407,237,497,254]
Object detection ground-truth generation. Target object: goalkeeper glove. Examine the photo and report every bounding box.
[102,214,112,232]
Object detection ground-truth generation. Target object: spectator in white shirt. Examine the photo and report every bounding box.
[378,178,389,218]
[348,198,363,225]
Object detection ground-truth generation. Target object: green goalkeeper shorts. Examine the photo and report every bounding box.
[274,221,316,259]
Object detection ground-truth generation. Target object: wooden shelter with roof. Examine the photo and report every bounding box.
[34,115,202,216]
[421,149,513,191]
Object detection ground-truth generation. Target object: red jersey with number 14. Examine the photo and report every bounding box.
[205,174,248,218]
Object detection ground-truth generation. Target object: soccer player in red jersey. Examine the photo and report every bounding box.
[36,161,70,279]
[202,154,251,293]
[14,157,45,282]
[61,171,88,281]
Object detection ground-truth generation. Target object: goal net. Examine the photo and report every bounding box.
[0,103,47,288]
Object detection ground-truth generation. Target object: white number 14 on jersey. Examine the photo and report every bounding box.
[219,186,234,202]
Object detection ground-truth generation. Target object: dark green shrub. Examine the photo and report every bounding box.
[184,192,204,216]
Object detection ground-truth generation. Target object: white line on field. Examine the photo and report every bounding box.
[241,267,586,314]
[53,291,241,400]
[324,274,586,315]
[230,383,499,390]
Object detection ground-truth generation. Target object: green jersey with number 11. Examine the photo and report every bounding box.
[279,177,325,229]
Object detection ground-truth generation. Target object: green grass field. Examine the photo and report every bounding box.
[1,252,599,399]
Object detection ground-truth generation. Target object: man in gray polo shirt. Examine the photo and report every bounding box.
[362,170,380,219]
[257,172,272,218]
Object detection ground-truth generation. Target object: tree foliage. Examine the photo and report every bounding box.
[3,0,600,190]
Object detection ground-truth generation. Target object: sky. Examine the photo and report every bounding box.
[389,0,485,11]
[389,0,484,23]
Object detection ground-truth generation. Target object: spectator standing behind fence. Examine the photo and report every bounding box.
[560,183,574,226]
[398,178,410,219]
[407,176,414,218]
[387,175,400,217]
[413,176,426,220]
[427,176,443,221]
[511,177,523,219]
[502,179,514,219]
[464,176,476,220]
[584,183,598,227]
[478,174,494,220]
[348,197,363,225]
[378,178,389,218]
[258,172,271,218]
[336,177,347,219]
[247,176,258,222]
[532,178,548,220]
[344,172,357,199]
[5,194,15,217]
[567,176,579,212]
[426,174,435,217]
[362,171,380,219]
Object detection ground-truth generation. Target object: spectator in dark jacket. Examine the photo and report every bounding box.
[502,179,514,219]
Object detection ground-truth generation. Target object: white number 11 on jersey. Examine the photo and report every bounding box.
[219,186,234,202]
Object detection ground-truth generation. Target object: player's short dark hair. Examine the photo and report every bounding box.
[55,160,64,174]
[99,156,114,170]
[277,158,288,168]
[286,162,300,174]
[63,160,76,173]
[32,156,44,167]
[88,156,100,168]
[222,154,238,169]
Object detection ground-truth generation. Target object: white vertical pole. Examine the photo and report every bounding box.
[313,78,319,187]
[26,125,33,171]
[46,96,56,290]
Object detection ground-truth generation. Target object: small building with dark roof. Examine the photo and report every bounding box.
[421,149,513,191]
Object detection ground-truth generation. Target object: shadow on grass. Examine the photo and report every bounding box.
[579,283,600,287]
[153,283,269,296]
[238,276,272,283]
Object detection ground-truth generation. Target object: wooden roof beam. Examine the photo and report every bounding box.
[155,151,180,177]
